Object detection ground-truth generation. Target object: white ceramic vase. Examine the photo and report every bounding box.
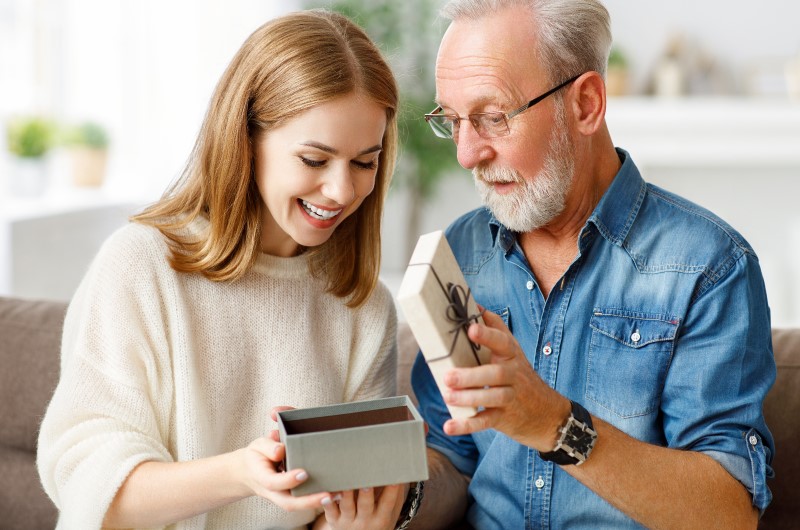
[8,156,49,197]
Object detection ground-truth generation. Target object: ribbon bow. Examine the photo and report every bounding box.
[406,262,484,365]
[444,282,483,366]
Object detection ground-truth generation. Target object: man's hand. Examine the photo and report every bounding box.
[441,309,571,451]
[318,484,406,530]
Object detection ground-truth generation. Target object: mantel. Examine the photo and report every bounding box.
[0,189,145,222]
[0,190,141,300]
[606,97,800,169]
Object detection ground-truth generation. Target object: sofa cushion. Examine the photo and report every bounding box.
[0,297,66,452]
[759,328,800,529]
[0,446,58,529]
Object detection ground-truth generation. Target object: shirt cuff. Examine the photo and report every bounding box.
[703,428,772,513]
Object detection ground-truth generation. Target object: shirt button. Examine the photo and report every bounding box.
[749,435,758,446]
[542,343,552,356]
[526,280,534,290]
[535,476,545,489]
[630,331,641,343]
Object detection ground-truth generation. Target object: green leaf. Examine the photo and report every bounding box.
[64,122,109,149]
[6,117,55,158]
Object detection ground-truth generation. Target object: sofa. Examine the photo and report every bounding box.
[1,295,798,529]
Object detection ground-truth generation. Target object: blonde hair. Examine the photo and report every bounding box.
[133,10,398,307]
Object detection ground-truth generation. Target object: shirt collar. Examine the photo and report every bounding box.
[486,148,646,250]
[586,148,647,247]
[487,211,515,253]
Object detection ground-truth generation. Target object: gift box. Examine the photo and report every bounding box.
[397,230,492,419]
[277,395,428,496]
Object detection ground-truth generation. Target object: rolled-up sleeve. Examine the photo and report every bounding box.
[662,251,775,511]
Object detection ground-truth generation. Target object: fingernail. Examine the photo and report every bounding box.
[360,487,371,493]
[295,471,308,481]
[321,496,332,506]
[332,493,342,502]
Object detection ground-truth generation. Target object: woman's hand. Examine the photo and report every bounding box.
[237,406,329,511]
[320,484,406,530]
[237,435,330,511]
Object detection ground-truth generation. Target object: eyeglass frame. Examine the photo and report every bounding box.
[424,73,584,140]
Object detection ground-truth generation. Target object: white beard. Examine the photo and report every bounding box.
[473,102,575,232]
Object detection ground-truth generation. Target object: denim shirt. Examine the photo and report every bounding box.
[411,149,775,529]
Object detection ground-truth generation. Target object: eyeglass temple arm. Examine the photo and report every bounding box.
[506,73,583,120]
[424,106,444,120]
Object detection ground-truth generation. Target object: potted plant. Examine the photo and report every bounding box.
[5,116,55,197]
[65,121,110,187]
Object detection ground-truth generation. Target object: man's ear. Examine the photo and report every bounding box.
[569,71,606,136]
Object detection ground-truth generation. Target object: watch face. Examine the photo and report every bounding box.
[540,402,598,466]
[563,418,597,461]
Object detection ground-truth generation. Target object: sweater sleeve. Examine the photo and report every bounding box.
[344,281,398,403]
[37,225,175,529]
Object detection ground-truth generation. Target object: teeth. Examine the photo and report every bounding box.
[301,200,342,221]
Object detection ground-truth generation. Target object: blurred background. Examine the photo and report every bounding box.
[1,0,800,326]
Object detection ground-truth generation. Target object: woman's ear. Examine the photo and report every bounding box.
[569,71,606,136]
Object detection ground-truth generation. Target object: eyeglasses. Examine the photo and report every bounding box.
[424,73,582,141]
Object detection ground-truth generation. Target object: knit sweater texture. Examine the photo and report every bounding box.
[37,222,398,529]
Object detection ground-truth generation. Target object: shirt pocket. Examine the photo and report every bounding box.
[586,308,678,418]
[486,306,510,329]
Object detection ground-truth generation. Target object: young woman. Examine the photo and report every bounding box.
[37,10,405,530]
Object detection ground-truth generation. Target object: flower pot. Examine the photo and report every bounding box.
[70,147,108,187]
[8,156,49,197]
[606,66,629,97]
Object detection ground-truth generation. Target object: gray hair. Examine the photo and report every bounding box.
[440,0,612,83]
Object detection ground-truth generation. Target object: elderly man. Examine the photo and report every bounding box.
[407,0,776,528]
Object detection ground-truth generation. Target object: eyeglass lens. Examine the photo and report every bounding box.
[427,113,508,140]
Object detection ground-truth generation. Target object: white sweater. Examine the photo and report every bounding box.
[37,222,398,530]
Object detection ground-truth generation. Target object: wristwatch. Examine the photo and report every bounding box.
[539,400,597,466]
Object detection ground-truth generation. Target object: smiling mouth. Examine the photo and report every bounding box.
[299,199,343,221]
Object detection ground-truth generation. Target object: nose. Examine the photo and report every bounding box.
[321,165,356,205]
[455,122,494,170]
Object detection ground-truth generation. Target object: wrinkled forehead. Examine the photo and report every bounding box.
[435,9,543,108]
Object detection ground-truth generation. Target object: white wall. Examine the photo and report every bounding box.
[602,0,800,95]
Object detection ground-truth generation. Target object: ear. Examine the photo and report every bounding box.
[568,71,606,137]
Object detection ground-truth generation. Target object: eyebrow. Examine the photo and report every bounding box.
[300,141,382,156]
[435,94,509,113]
